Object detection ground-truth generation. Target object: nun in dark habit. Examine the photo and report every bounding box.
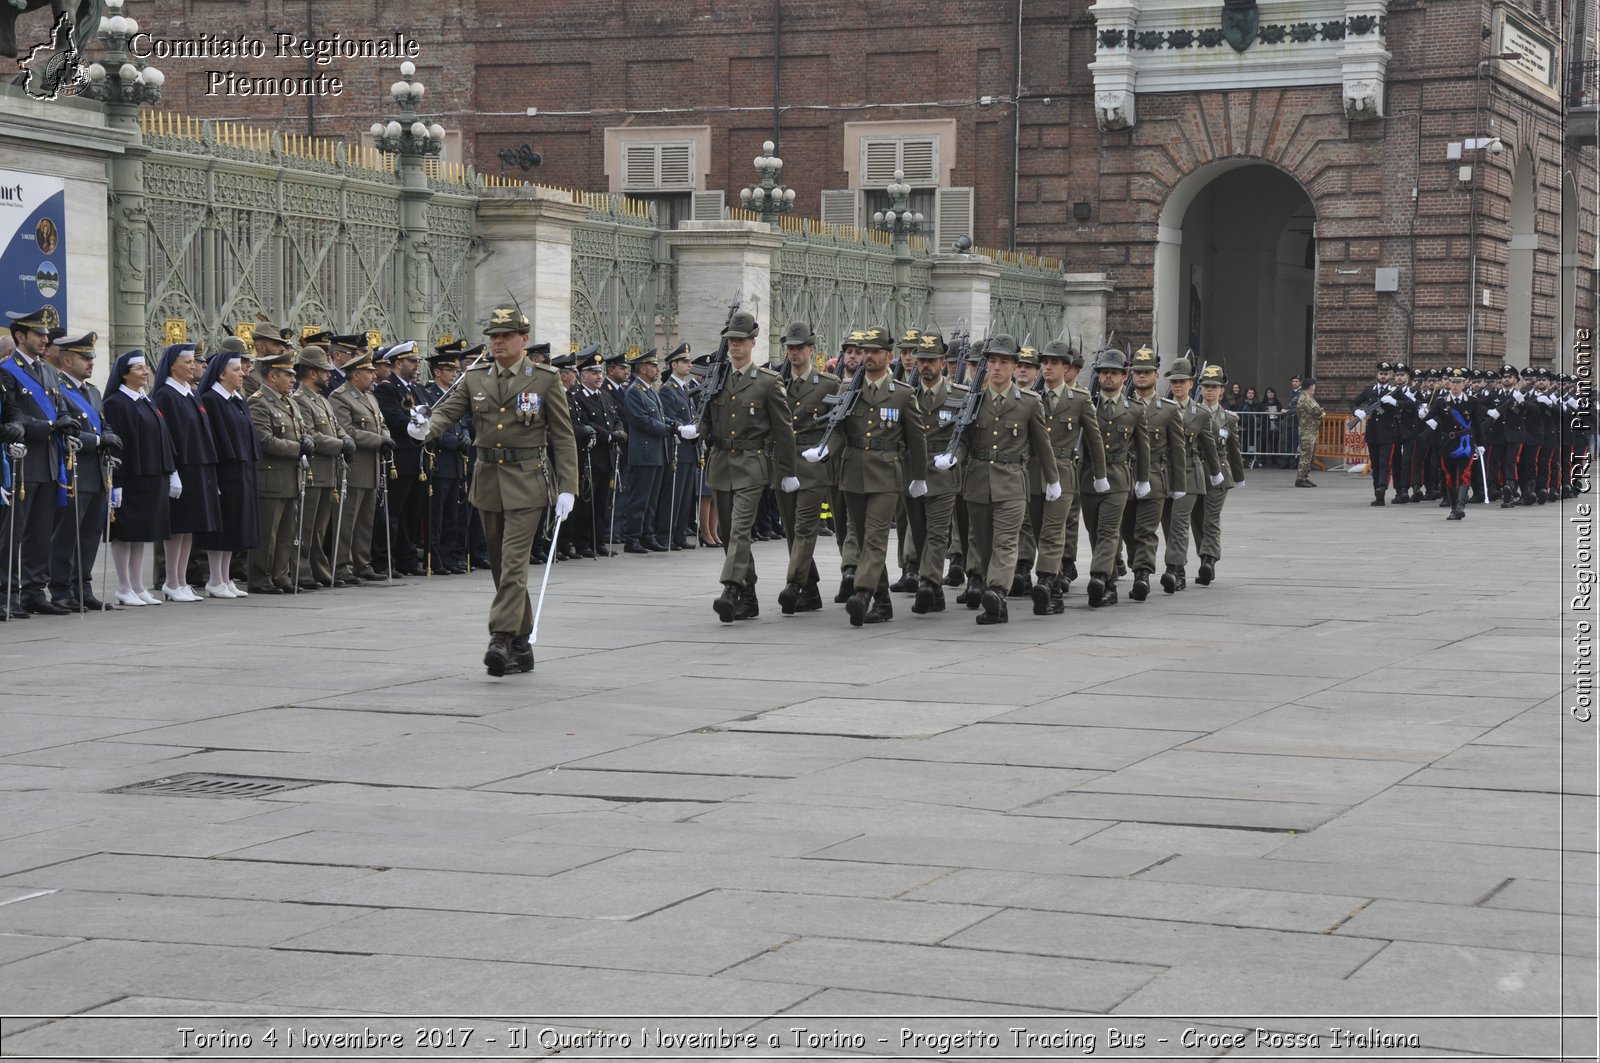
[195,347,260,598]
[100,350,175,607]
[152,343,220,602]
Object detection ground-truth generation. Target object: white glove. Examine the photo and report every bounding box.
[1380,394,1398,407]
[553,492,574,519]
[801,444,828,463]
[908,479,929,498]
[1218,428,1229,440]
[1487,408,1500,420]
[1425,418,1438,430]
[780,476,800,493]
[111,487,123,509]
[1043,481,1062,502]
[1353,408,1367,420]
[1513,391,1525,404]
[677,424,700,440]
[1234,480,1245,489]
[1171,490,1186,500]
[1209,472,1225,487]
[4,442,24,460]
[1539,395,1555,406]
[1417,405,1429,417]
[1092,477,1110,494]
[1133,481,1151,499]
[405,421,428,441]
[933,453,956,472]
[168,471,183,500]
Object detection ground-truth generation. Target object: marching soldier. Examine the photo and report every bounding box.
[1122,345,1186,601]
[620,349,674,553]
[291,346,355,587]
[1029,338,1105,614]
[1080,347,1150,608]
[776,321,838,615]
[1195,364,1245,586]
[1058,343,1090,587]
[422,345,471,573]
[1420,366,1484,520]
[656,344,699,550]
[415,305,579,676]
[330,350,390,583]
[1390,362,1422,503]
[1351,360,1399,503]
[907,331,966,615]
[1294,378,1324,487]
[247,348,311,594]
[831,331,866,600]
[49,331,118,611]
[889,327,923,592]
[1160,357,1222,593]
[938,334,1060,625]
[1011,343,1044,598]
[808,324,927,626]
[676,310,798,622]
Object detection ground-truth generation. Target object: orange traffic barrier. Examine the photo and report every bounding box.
[1327,414,1371,474]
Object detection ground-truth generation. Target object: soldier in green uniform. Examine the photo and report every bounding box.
[1081,347,1151,608]
[1059,342,1090,586]
[1160,357,1223,593]
[329,351,389,584]
[1294,378,1324,486]
[806,325,927,626]
[677,310,798,623]
[415,306,579,675]
[1011,343,1044,598]
[1196,364,1246,585]
[246,348,310,593]
[1030,338,1106,614]
[889,327,923,593]
[937,334,1060,625]
[776,321,839,616]
[831,330,865,602]
[290,346,354,587]
[1122,345,1188,601]
[908,331,966,615]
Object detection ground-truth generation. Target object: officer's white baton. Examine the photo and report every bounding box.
[531,509,565,645]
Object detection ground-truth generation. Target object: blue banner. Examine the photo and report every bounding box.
[0,171,68,330]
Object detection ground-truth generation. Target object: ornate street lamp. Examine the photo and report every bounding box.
[80,0,165,107]
[738,140,796,223]
[871,170,924,240]
[367,62,446,159]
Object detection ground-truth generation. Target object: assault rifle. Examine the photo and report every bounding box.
[687,297,742,426]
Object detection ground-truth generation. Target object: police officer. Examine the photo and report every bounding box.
[291,346,355,587]
[1122,345,1185,601]
[775,322,838,615]
[656,344,699,550]
[620,348,674,553]
[1389,362,1422,503]
[422,345,471,573]
[677,309,798,622]
[1081,347,1150,608]
[1352,360,1399,504]
[330,350,390,582]
[807,324,927,626]
[415,305,579,676]
[1421,366,1484,520]
[937,334,1060,625]
[49,331,118,611]
[1030,338,1106,614]
[907,331,967,615]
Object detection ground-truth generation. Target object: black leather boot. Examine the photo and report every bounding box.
[483,633,513,677]
[959,574,984,609]
[1048,575,1065,614]
[834,567,856,603]
[713,582,740,623]
[943,557,965,587]
[735,584,760,620]
[865,588,893,623]
[1009,566,1033,598]
[1086,574,1106,607]
[1371,488,1385,506]
[1196,557,1215,585]
[1447,486,1468,520]
[778,582,802,615]
[1130,570,1151,601]
[845,589,871,626]
[976,584,1008,625]
[798,581,824,612]
[1030,573,1052,616]
[890,566,918,593]
[1174,567,1188,591]
[1160,565,1178,594]
[912,578,944,614]
[509,636,535,674]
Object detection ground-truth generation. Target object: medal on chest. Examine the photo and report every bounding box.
[879,406,898,424]
[515,389,541,424]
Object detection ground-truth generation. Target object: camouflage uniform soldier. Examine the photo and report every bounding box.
[677,310,798,622]
[1294,378,1324,486]
[775,321,839,616]
[1160,358,1222,593]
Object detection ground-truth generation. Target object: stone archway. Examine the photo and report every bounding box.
[1154,160,1318,393]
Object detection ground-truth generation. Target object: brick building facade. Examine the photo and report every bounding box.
[10,0,1595,399]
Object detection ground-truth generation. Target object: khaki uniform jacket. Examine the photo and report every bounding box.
[1093,390,1152,490]
[782,365,841,490]
[424,356,579,513]
[249,389,305,500]
[957,385,1060,503]
[917,376,966,496]
[1176,397,1223,494]
[291,388,349,490]
[330,384,387,490]
[1034,383,1107,493]
[696,361,797,491]
[839,374,928,495]
[1206,404,1246,486]
[1136,394,1189,497]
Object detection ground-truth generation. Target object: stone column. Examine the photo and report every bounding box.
[664,221,783,362]
[928,253,1002,338]
[105,101,149,354]
[395,156,435,345]
[475,188,590,354]
[1063,273,1115,350]
[1087,0,1140,131]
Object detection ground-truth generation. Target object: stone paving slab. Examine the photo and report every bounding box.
[871,722,1201,770]
[564,731,884,777]
[1333,897,1597,955]
[1067,749,1422,805]
[0,853,387,901]
[994,692,1274,731]
[1018,790,1346,831]
[807,836,1165,877]
[722,697,1019,738]
[750,758,1094,812]
[1136,853,1511,904]
[631,889,999,945]
[0,890,375,947]
[222,830,624,877]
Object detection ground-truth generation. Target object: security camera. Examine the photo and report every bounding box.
[1488,138,1504,154]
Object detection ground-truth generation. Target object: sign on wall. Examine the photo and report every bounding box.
[0,170,68,329]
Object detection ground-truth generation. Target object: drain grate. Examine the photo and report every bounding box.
[108,772,317,799]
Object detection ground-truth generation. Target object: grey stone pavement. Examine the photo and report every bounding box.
[0,467,1594,1061]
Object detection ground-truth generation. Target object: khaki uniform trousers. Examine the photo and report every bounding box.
[1027,489,1073,577]
[831,484,860,572]
[1064,492,1082,570]
[336,486,377,579]
[908,491,959,583]
[716,485,763,587]
[1162,493,1200,568]
[966,498,1027,589]
[481,506,541,637]
[1120,492,1163,574]
[1080,485,1129,582]
[843,490,899,593]
[303,486,336,583]
[1196,485,1230,561]
[779,485,828,587]
[1016,508,1037,573]
[249,494,299,588]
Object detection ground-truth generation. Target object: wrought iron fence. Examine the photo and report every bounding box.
[570,195,678,356]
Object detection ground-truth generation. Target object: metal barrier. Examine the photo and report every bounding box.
[1230,409,1299,468]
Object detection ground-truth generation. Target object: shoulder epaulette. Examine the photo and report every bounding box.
[757,365,780,378]
[1159,396,1178,407]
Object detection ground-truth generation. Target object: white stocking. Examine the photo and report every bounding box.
[163,533,191,590]
[207,550,231,588]
[111,541,135,595]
